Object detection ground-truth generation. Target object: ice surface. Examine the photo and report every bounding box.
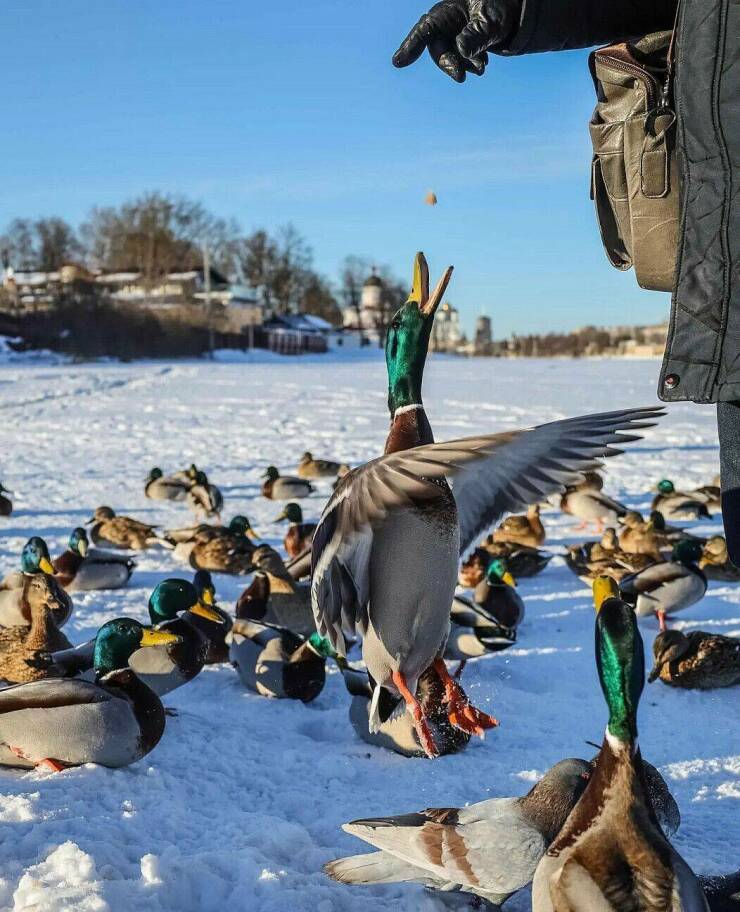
[0,353,737,911]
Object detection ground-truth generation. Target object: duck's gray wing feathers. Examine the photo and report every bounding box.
[447,407,662,554]
[0,676,108,711]
[48,638,96,677]
[311,408,661,648]
[620,561,689,595]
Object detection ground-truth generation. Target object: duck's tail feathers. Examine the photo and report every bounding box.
[324,850,421,886]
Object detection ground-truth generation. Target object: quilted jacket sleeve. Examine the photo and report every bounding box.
[502,0,677,54]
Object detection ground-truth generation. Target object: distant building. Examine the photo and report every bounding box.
[2,263,95,311]
[474,314,493,355]
[342,271,388,345]
[431,301,464,352]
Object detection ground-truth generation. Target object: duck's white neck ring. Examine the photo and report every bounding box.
[605,727,638,755]
[393,403,424,418]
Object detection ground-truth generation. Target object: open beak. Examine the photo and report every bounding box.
[409,252,454,318]
[190,601,225,624]
[140,628,181,647]
[39,557,55,575]
[502,571,516,588]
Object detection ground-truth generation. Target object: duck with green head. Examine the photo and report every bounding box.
[128,578,226,695]
[145,467,190,502]
[0,537,73,628]
[53,527,135,592]
[262,466,314,501]
[532,577,709,911]
[652,479,711,521]
[472,557,524,633]
[619,538,707,630]
[311,251,663,757]
[275,502,317,559]
[0,617,179,770]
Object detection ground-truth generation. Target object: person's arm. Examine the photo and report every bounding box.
[393,0,677,81]
[506,0,677,55]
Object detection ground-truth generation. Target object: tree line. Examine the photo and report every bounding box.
[0,192,406,327]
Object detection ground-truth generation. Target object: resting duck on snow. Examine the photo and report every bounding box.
[699,535,740,582]
[53,527,135,591]
[87,506,167,550]
[48,578,226,697]
[0,573,72,684]
[184,570,233,664]
[170,516,258,573]
[532,578,709,912]
[649,628,740,690]
[0,618,179,771]
[235,548,314,637]
[619,538,707,630]
[491,504,545,548]
[0,537,73,628]
[144,467,190,502]
[460,542,551,586]
[262,466,314,500]
[186,470,224,520]
[311,251,663,758]
[564,529,656,584]
[470,557,524,639]
[275,502,317,558]
[296,451,349,479]
[652,479,712,520]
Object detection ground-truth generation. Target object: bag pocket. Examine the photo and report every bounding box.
[589,120,632,270]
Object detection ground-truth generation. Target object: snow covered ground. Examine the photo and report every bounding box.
[0,354,737,912]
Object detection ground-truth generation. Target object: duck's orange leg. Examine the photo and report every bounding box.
[657,609,667,632]
[433,658,499,737]
[391,671,439,759]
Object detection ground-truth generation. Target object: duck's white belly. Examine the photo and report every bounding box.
[635,575,706,617]
[68,559,131,591]
[567,492,619,521]
[273,479,311,500]
[365,504,458,694]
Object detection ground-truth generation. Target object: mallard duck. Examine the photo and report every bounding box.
[620,538,707,629]
[53,527,135,591]
[128,578,226,695]
[325,757,592,903]
[311,252,663,758]
[284,547,312,581]
[262,467,314,500]
[560,486,628,532]
[0,537,73,628]
[171,463,199,484]
[229,620,331,701]
[492,504,545,548]
[144,468,190,502]
[235,549,314,636]
[0,482,12,516]
[648,628,740,689]
[296,451,349,479]
[472,557,524,635]
[87,506,166,550]
[618,511,665,560]
[0,618,179,770]
[460,544,551,586]
[563,534,656,584]
[275,502,317,558]
[167,516,256,572]
[447,592,517,656]
[185,570,232,664]
[652,479,712,520]
[339,662,472,758]
[574,470,604,492]
[532,579,709,912]
[699,535,740,582]
[186,471,224,520]
[0,573,73,684]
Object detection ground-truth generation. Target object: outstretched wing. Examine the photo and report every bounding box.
[311,407,662,650]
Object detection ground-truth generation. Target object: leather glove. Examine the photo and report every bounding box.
[393,0,520,82]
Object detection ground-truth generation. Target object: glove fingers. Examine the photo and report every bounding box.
[392,15,433,67]
[456,14,494,58]
[428,38,467,82]
[465,51,488,75]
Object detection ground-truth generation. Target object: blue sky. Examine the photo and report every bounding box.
[0,0,671,336]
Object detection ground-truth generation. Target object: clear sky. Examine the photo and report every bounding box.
[1,0,671,336]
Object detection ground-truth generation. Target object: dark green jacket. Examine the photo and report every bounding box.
[505,0,738,403]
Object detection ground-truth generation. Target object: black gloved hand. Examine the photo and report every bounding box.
[393,0,520,83]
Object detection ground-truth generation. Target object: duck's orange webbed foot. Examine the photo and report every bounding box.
[392,670,439,759]
[433,658,499,737]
